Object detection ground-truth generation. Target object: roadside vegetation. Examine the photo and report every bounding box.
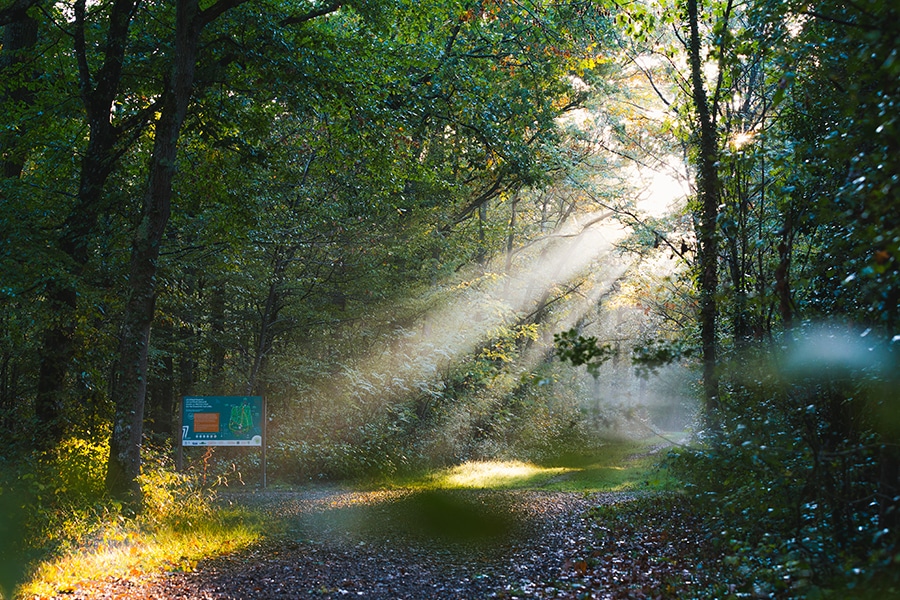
[402,435,677,493]
[2,439,263,600]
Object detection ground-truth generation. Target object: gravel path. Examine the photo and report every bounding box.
[63,487,637,599]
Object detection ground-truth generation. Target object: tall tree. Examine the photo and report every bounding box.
[31,0,148,448]
[107,0,276,501]
[106,0,353,501]
[686,0,725,425]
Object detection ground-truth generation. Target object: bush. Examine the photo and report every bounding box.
[138,445,215,529]
[667,371,900,597]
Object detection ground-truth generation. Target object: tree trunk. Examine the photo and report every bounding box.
[0,348,21,434]
[504,194,518,276]
[476,201,488,266]
[208,281,227,393]
[687,0,721,426]
[0,7,69,447]
[106,0,204,503]
[1,7,37,179]
[247,249,289,396]
[146,353,175,438]
[775,207,794,329]
[31,0,138,449]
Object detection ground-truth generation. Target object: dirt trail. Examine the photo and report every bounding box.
[58,487,637,599]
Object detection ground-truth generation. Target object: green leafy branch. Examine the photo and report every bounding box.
[553,328,615,378]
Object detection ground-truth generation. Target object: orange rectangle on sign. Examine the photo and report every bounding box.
[193,412,220,433]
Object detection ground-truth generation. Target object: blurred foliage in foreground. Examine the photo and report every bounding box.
[665,329,900,597]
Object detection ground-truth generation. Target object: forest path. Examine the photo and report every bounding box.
[121,486,627,599]
[53,442,716,599]
[52,485,639,599]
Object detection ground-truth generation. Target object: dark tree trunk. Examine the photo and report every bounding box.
[106,0,204,503]
[247,249,290,396]
[0,7,64,445]
[476,201,488,266]
[32,0,138,449]
[146,354,175,438]
[687,0,721,427]
[1,6,37,178]
[208,281,227,393]
[105,0,250,502]
[0,348,21,433]
[774,207,794,329]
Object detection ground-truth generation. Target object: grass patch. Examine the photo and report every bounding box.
[17,508,262,599]
[531,435,677,492]
[426,460,574,489]
[4,439,266,600]
[396,434,680,493]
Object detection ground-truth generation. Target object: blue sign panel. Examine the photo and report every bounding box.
[181,396,263,446]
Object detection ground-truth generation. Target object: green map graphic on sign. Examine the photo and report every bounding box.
[182,396,262,446]
[229,403,253,435]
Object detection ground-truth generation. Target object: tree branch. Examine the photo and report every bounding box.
[72,0,92,103]
[710,0,735,128]
[280,0,342,26]
[200,0,249,26]
[801,9,878,31]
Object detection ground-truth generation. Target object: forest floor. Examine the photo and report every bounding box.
[43,442,727,599]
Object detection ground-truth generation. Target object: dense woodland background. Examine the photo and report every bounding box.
[1,0,899,595]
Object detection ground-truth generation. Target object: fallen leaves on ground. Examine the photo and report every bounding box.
[38,489,729,599]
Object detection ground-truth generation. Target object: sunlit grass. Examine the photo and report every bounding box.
[399,435,678,494]
[533,436,675,493]
[429,460,574,489]
[18,510,261,600]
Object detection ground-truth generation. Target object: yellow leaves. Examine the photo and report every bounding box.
[551,94,573,111]
[575,55,603,75]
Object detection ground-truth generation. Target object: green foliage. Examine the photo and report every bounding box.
[1,0,620,501]
[554,328,616,377]
[138,446,216,529]
[631,338,696,377]
[666,329,900,594]
[0,440,110,597]
[611,0,900,592]
[780,0,900,329]
[0,436,255,598]
[0,472,28,600]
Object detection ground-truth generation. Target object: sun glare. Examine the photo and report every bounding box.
[437,460,572,488]
[629,156,690,218]
[730,130,756,150]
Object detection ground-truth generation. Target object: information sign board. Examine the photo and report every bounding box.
[181,396,263,446]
